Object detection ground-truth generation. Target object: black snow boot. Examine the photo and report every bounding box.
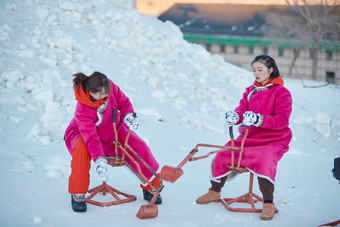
[142,189,162,204]
[71,194,87,212]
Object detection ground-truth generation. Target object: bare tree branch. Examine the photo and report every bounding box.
[267,0,339,80]
[294,65,340,88]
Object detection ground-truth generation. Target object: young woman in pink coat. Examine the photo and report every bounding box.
[196,55,292,221]
[64,71,161,212]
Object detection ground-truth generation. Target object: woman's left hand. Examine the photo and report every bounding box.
[242,111,258,126]
[95,157,108,182]
[124,113,139,130]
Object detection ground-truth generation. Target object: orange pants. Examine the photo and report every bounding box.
[68,136,91,194]
[68,136,160,194]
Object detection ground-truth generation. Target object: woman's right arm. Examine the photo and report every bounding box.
[75,104,105,161]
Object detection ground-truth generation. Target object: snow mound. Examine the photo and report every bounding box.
[0,0,251,144]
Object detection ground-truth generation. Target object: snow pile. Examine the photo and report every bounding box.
[0,0,251,145]
[0,0,340,226]
[294,112,332,138]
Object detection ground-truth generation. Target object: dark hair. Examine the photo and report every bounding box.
[73,71,111,94]
[251,55,280,79]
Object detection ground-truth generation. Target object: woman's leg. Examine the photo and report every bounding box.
[196,176,227,204]
[258,177,274,202]
[68,136,91,194]
[197,151,232,204]
[258,177,276,220]
[211,177,228,192]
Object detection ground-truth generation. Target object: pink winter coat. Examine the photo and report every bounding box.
[64,80,134,161]
[64,79,159,182]
[211,82,292,184]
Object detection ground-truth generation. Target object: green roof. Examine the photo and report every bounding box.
[183,33,340,52]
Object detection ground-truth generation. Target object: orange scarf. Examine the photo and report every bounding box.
[254,76,284,87]
[74,80,109,108]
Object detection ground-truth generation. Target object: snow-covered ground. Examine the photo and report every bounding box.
[1,0,339,226]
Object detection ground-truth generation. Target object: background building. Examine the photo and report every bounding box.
[158,3,340,84]
[135,0,289,16]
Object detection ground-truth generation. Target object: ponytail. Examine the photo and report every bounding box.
[72,72,87,89]
[72,71,111,94]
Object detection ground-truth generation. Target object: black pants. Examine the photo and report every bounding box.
[211,176,274,201]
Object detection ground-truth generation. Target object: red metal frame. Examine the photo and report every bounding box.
[160,143,240,182]
[160,126,279,213]
[221,172,263,212]
[319,219,340,227]
[86,181,136,206]
[221,172,278,213]
[221,127,278,213]
[86,109,164,219]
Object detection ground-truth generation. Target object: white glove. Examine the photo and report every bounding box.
[95,157,108,182]
[225,111,239,127]
[124,113,139,130]
[242,111,259,127]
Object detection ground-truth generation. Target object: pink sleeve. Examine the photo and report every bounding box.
[111,81,134,117]
[75,104,105,161]
[261,87,292,130]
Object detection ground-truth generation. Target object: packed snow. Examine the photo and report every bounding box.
[0,0,339,226]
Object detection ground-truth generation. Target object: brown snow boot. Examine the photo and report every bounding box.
[196,189,221,204]
[260,203,276,220]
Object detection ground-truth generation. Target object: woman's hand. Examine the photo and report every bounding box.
[124,113,139,130]
[225,111,239,127]
[243,111,262,127]
[95,157,108,182]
